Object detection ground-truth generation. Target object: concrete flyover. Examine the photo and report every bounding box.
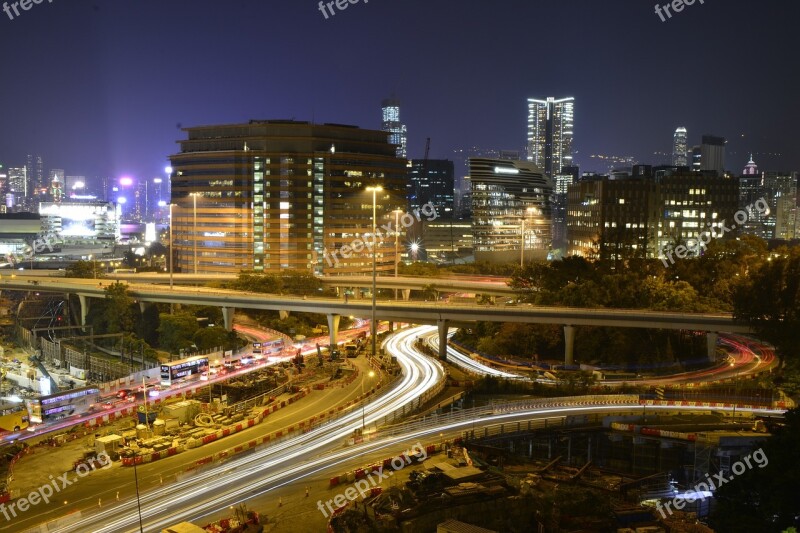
[0,276,752,365]
[13,270,518,297]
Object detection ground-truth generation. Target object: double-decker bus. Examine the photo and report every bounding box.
[25,386,101,424]
[0,404,30,432]
[160,355,208,387]
[263,339,284,355]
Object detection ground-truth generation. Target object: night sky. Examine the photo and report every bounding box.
[0,0,798,184]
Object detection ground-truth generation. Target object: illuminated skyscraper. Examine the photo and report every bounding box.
[526,97,574,177]
[169,120,406,275]
[672,127,688,166]
[408,159,454,215]
[381,98,408,159]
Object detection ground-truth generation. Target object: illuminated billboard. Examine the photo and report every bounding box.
[39,201,120,241]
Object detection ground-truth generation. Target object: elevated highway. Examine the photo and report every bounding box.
[0,276,752,364]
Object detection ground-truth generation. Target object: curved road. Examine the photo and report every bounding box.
[42,326,444,532]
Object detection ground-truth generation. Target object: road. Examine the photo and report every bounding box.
[426,328,778,386]
[22,326,444,532]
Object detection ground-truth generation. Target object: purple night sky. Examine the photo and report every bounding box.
[0,0,797,184]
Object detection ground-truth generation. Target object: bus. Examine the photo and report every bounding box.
[0,404,30,432]
[160,355,209,387]
[25,386,101,424]
[263,339,284,355]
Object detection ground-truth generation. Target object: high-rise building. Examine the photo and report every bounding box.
[699,135,726,176]
[657,173,739,254]
[762,171,797,238]
[567,176,661,261]
[775,184,799,240]
[566,171,739,262]
[169,120,407,275]
[49,169,65,204]
[742,155,758,176]
[691,145,702,172]
[526,97,575,177]
[551,166,579,253]
[739,164,768,239]
[469,158,552,263]
[26,154,43,206]
[381,99,407,159]
[7,167,28,211]
[408,159,454,216]
[672,127,688,167]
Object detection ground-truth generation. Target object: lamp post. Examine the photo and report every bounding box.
[361,369,376,430]
[190,193,199,274]
[393,208,403,300]
[131,450,145,533]
[366,186,383,357]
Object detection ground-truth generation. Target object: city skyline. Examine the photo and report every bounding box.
[0,1,797,183]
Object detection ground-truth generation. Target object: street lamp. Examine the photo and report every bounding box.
[88,255,96,279]
[361,369,376,430]
[366,186,383,357]
[189,193,199,274]
[392,208,403,300]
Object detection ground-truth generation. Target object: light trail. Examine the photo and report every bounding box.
[424,326,524,379]
[44,326,445,533]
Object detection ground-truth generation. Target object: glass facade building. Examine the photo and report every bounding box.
[381,99,407,159]
[408,159,455,216]
[469,158,552,263]
[527,97,574,177]
[672,127,688,167]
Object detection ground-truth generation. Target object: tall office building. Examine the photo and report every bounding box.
[408,159,454,216]
[381,99,407,159]
[566,171,738,261]
[526,97,575,177]
[657,173,739,254]
[169,120,407,275]
[551,166,579,253]
[672,127,688,167]
[762,171,797,238]
[469,158,552,263]
[566,177,660,261]
[7,167,28,211]
[699,135,726,176]
[25,154,43,207]
[739,160,768,239]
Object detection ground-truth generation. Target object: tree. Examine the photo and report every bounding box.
[193,326,231,351]
[102,282,135,334]
[157,312,199,353]
[733,247,800,359]
[65,260,104,279]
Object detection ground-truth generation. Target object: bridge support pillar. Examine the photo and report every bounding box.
[279,310,289,320]
[78,294,90,329]
[564,325,576,366]
[437,319,449,361]
[401,289,411,301]
[222,307,235,331]
[138,301,153,314]
[707,331,718,362]
[327,314,340,349]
